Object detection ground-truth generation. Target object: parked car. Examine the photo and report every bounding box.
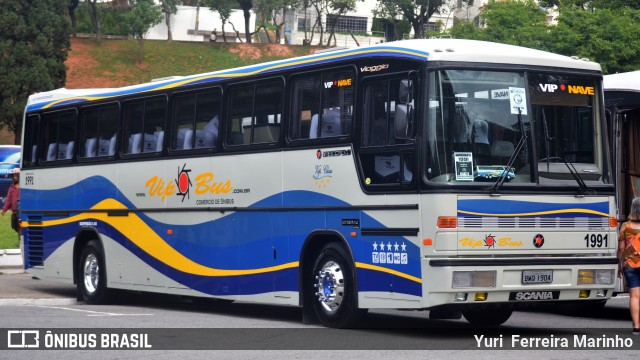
[0,145,21,209]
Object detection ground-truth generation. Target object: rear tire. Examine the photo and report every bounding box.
[309,242,364,328]
[77,240,113,304]
[462,306,513,326]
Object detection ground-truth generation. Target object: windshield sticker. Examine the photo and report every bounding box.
[509,87,527,115]
[454,152,474,181]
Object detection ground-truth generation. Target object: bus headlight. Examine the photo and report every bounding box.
[452,271,496,288]
[577,269,614,285]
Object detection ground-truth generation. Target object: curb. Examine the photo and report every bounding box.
[0,248,23,270]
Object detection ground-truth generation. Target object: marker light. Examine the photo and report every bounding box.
[437,216,457,228]
[610,217,617,228]
[474,292,488,301]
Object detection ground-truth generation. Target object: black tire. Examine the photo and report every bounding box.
[462,306,513,326]
[309,242,364,328]
[77,240,113,304]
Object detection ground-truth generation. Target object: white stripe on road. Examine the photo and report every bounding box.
[28,305,153,316]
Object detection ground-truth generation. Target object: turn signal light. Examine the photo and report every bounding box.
[610,217,617,228]
[437,216,457,228]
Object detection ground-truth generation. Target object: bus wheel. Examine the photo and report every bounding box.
[78,240,113,304]
[462,306,513,326]
[310,242,363,328]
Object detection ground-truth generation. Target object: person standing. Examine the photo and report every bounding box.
[1,168,19,233]
[618,197,640,335]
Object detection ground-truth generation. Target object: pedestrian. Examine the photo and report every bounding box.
[1,168,19,233]
[618,197,640,335]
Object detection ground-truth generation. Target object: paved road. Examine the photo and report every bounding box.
[0,272,638,359]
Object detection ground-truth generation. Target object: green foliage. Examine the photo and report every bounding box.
[446,0,640,74]
[374,0,445,39]
[0,0,70,142]
[478,0,549,49]
[548,6,640,74]
[75,3,130,36]
[124,0,163,62]
[0,214,18,250]
[125,0,163,40]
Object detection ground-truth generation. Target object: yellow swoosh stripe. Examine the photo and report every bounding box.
[42,49,428,109]
[458,208,609,217]
[26,198,298,276]
[355,262,422,284]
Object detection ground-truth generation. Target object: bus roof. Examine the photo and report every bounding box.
[27,39,601,112]
[604,71,640,92]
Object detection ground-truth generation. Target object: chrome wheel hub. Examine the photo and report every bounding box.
[83,253,99,294]
[314,261,345,313]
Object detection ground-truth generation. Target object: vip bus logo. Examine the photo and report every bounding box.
[533,234,545,248]
[175,163,192,202]
[484,234,496,248]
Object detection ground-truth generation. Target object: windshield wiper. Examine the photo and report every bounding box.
[489,109,527,194]
[561,158,593,195]
[540,109,593,195]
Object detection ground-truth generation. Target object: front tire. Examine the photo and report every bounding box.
[462,306,513,326]
[77,240,113,304]
[310,242,363,328]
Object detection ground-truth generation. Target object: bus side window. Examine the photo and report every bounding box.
[80,104,118,159]
[360,77,415,187]
[172,89,220,151]
[42,110,77,162]
[290,69,353,141]
[226,80,282,146]
[23,114,40,166]
[123,97,166,155]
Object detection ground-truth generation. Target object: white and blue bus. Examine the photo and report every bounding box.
[20,39,617,328]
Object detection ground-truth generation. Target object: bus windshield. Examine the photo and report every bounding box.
[425,69,610,187]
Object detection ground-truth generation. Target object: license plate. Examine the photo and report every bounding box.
[522,270,553,284]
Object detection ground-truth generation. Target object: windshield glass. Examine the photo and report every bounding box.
[425,70,532,184]
[425,69,610,187]
[529,73,608,184]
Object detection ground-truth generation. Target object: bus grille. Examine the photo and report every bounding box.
[457,217,610,229]
[26,216,44,267]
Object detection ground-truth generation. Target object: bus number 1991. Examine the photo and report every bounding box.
[584,234,608,248]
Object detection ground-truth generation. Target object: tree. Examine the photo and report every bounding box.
[159,0,181,41]
[477,0,548,49]
[87,0,102,40]
[0,0,71,144]
[237,0,253,43]
[124,0,163,63]
[68,0,80,37]
[374,0,445,39]
[253,0,300,44]
[325,0,357,46]
[206,0,236,44]
[547,5,640,74]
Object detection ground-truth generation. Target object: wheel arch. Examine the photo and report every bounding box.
[72,227,105,286]
[298,230,357,307]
